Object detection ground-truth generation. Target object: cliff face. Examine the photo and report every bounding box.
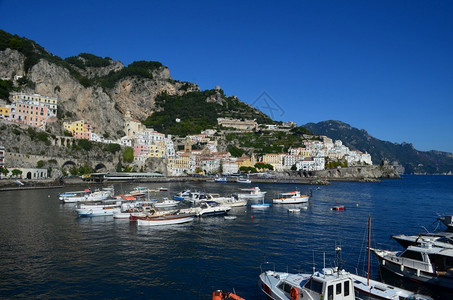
[0,47,198,137]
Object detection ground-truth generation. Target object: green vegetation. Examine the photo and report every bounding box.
[227,145,244,157]
[11,169,22,178]
[239,166,257,173]
[36,160,44,168]
[325,159,348,169]
[254,163,274,170]
[0,79,17,100]
[100,60,163,89]
[77,139,93,151]
[104,143,121,154]
[142,89,274,136]
[123,146,134,163]
[65,53,111,69]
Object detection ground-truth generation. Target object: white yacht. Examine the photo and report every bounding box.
[237,187,266,200]
[372,242,453,291]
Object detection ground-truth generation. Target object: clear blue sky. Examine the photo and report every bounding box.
[1,0,452,153]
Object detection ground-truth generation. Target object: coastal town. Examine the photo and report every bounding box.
[0,92,373,180]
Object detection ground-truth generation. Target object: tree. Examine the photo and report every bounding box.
[116,157,123,172]
[291,164,297,171]
[11,169,22,178]
[78,139,92,151]
[123,146,134,163]
[36,160,44,168]
[195,167,203,174]
[0,166,8,178]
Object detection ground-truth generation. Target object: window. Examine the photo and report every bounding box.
[401,250,423,261]
[344,281,350,296]
[328,285,333,300]
[336,282,342,295]
[305,278,323,294]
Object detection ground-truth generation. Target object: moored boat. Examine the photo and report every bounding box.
[136,214,195,226]
[272,190,309,204]
[371,243,453,291]
[237,187,266,200]
[154,198,179,208]
[207,194,247,207]
[215,177,227,183]
[236,177,251,184]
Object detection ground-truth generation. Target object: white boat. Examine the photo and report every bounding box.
[372,242,453,291]
[173,189,192,200]
[237,187,266,200]
[137,214,195,226]
[207,194,247,207]
[236,177,251,184]
[183,201,231,217]
[154,198,179,208]
[258,264,432,300]
[224,215,237,220]
[59,189,90,201]
[288,208,301,213]
[76,206,121,217]
[273,190,309,204]
[63,187,114,203]
[392,231,453,249]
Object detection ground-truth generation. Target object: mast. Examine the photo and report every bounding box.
[367,215,371,286]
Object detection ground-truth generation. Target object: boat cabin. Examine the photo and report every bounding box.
[396,245,453,274]
[302,268,354,300]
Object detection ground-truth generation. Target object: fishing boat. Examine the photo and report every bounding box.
[236,177,251,184]
[63,187,114,203]
[259,262,432,300]
[136,214,195,226]
[214,177,227,183]
[237,187,266,200]
[272,190,309,204]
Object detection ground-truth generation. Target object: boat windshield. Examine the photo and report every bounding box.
[303,278,323,294]
[400,250,424,261]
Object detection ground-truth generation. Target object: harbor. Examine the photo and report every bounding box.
[0,175,452,299]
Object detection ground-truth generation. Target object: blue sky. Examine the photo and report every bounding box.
[1,0,452,153]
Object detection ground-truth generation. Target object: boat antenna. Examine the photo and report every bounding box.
[367,215,371,286]
[312,250,316,274]
[335,246,341,275]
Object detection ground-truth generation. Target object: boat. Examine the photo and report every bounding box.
[154,198,179,208]
[331,205,345,211]
[59,189,90,201]
[259,264,355,300]
[207,194,247,207]
[237,187,266,200]
[438,215,453,231]
[372,242,453,291]
[75,203,121,217]
[136,214,195,226]
[251,198,270,209]
[236,177,251,184]
[173,189,192,200]
[392,231,453,249]
[272,190,309,204]
[184,201,231,217]
[224,215,237,220]
[62,187,114,203]
[288,208,301,213]
[158,187,168,191]
[259,263,432,300]
[214,177,227,183]
[211,290,245,300]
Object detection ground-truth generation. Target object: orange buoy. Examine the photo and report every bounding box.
[290,287,299,300]
[251,215,253,220]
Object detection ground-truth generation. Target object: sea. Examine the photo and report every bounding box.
[0,175,452,299]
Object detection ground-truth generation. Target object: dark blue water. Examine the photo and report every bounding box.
[1,175,452,299]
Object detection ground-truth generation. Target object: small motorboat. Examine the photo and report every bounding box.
[212,290,245,300]
[158,187,168,191]
[236,177,251,184]
[251,198,270,209]
[237,187,266,200]
[331,205,345,211]
[288,208,301,213]
[224,215,237,220]
[214,177,227,183]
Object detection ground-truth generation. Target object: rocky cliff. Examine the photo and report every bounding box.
[0,30,199,138]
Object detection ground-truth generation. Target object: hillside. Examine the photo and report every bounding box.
[304,120,453,174]
[0,30,272,138]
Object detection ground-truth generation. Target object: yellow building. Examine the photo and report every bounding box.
[0,106,10,119]
[147,141,166,158]
[63,120,92,139]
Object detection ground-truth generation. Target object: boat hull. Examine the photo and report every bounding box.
[137,215,194,226]
[273,196,309,204]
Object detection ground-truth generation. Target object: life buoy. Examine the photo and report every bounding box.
[290,287,299,300]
